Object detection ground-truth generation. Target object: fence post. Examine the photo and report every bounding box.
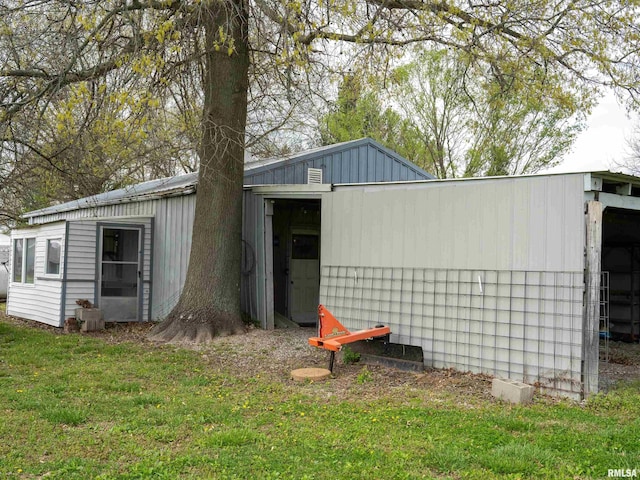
[584,200,602,397]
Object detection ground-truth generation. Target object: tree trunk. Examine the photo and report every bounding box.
[150,1,249,343]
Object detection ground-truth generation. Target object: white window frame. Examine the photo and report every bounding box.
[44,238,62,277]
[12,237,36,285]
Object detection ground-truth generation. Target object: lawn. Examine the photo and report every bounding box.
[0,317,639,479]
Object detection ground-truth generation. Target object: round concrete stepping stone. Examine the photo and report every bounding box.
[291,367,331,382]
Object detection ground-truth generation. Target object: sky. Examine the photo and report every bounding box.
[546,91,637,174]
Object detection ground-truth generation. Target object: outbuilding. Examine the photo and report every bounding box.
[242,171,640,399]
[7,138,431,326]
[8,138,640,398]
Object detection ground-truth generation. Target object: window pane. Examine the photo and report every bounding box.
[291,234,319,260]
[46,239,61,275]
[13,239,23,282]
[25,238,35,284]
[101,264,138,297]
[102,229,139,262]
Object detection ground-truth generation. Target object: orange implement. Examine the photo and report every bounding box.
[308,305,391,352]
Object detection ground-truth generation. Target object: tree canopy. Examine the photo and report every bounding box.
[321,49,584,178]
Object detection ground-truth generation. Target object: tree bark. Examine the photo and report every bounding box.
[150,1,249,343]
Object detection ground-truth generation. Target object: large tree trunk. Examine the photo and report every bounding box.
[150,1,250,343]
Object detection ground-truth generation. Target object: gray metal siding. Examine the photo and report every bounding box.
[29,202,157,225]
[240,190,262,323]
[151,194,196,319]
[324,175,585,271]
[66,221,98,281]
[24,190,198,322]
[320,174,587,397]
[244,141,431,185]
[61,220,98,324]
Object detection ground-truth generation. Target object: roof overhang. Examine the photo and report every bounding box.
[23,183,196,219]
[584,171,640,194]
[246,184,332,198]
[583,172,640,212]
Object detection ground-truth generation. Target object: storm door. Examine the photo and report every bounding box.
[98,227,141,321]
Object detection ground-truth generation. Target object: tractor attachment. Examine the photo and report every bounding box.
[308,305,391,372]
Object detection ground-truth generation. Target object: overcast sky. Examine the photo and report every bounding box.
[546,91,636,174]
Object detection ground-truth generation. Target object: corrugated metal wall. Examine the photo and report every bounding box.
[151,195,196,319]
[148,189,267,323]
[241,191,263,323]
[244,143,429,185]
[320,174,587,397]
[128,191,258,322]
[323,175,585,271]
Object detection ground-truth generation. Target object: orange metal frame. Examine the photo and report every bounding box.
[308,305,391,371]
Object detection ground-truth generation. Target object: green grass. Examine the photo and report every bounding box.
[1,320,639,479]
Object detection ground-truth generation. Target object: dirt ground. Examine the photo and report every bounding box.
[599,340,640,391]
[3,314,639,401]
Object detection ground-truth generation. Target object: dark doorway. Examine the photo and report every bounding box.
[272,199,321,327]
[601,207,640,342]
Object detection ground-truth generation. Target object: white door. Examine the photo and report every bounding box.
[99,227,141,321]
[288,230,320,324]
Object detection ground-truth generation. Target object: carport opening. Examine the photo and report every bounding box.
[599,207,640,390]
[601,207,640,343]
[271,199,321,328]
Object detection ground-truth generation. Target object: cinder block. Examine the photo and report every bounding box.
[75,307,102,322]
[491,378,535,404]
[75,308,104,332]
[80,317,105,332]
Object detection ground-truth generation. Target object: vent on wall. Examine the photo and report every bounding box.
[307,167,323,184]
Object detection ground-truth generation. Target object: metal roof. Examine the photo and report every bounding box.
[243,139,360,171]
[25,138,434,219]
[244,137,434,181]
[23,172,199,219]
[332,169,640,188]
[25,163,640,220]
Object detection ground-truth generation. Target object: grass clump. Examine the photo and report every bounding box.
[356,366,373,384]
[341,345,360,365]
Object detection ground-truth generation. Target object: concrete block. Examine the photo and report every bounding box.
[75,307,102,322]
[491,378,534,404]
[76,308,104,332]
[81,317,105,332]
